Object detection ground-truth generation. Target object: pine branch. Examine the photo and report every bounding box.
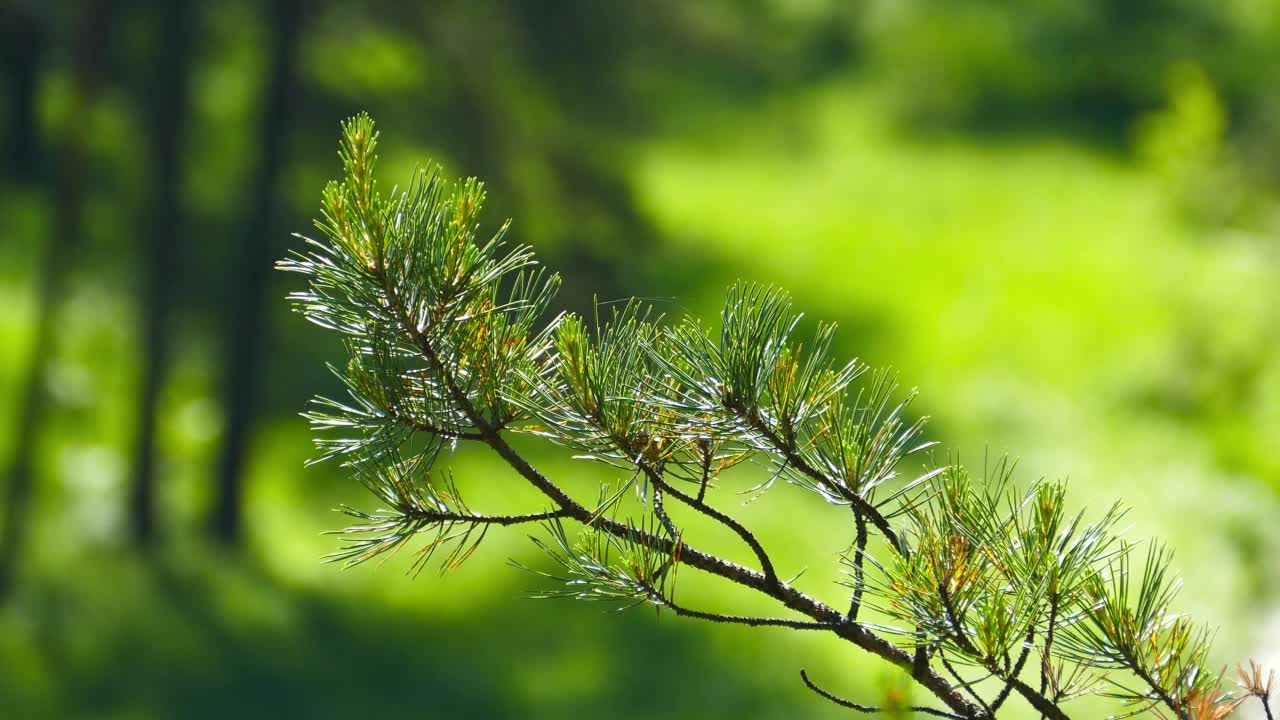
[283,115,1270,720]
[637,578,832,631]
[288,115,997,718]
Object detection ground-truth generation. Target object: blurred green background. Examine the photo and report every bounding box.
[3,1,1280,718]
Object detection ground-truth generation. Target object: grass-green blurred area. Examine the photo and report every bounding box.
[3,1,1280,718]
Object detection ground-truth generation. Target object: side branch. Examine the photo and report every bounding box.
[1130,665,1190,720]
[407,507,571,527]
[394,411,487,441]
[640,463,780,585]
[651,484,681,540]
[742,411,905,556]
[800,669,965,719]
[847,511,869,620]
[939,586,981,657]
[991,628,1036,712]
[939,652,992,716]
[639,580,831,631]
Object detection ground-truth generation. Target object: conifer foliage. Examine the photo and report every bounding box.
[282,115,1275,720]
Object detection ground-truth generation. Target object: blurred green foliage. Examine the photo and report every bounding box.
[2,1,1280,718]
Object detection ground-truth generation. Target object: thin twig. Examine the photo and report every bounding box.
[1130,665,1189,720]
[847,510,869,621]
[742,410,906,557]
[940,651,992,716]
[991,627,1036,712]
[1040,595,1058,718]
[939,586,981,657]
[800,669,966,719]
[651,485,680,540]
[402,507,570,527]
[695,442,712,504]
[640,463,779,585]
[640,581,832,631]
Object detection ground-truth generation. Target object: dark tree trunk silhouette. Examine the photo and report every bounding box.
[1,4,44,182]
[128,0,192,544]
[210,0,302,545]
[0,0,112,599]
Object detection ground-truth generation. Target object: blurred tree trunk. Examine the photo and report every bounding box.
[0,0,112,599]
[128,0,192,544]
[210,0,302,545]
[1,3,44,182]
